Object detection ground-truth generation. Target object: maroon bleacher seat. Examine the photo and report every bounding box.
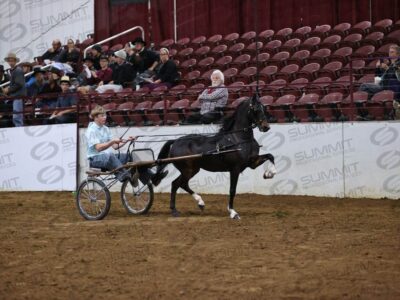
[327,75,355,94]
[197,56,215,72]
[259,29,275,43]
[111,102,135,126]
[305,77,332,95]
[349,21,371,35]
[383,29,400,44]
[184,83,205,101]
[193,46,210,60]
[292,26,312,41]
[360,32,384,47]
[287,49,310,66]
[371,19,393,33]
[307,48,331,65]
[366,90,394,120]
[252,52,270,67]
[224,32,240,46]
[146,100,170,125]
[214,55,232,70]
[231,54,251,69]
[131,100,152,126]
[243,41,263,55]
[262,79,287,98]
[264,39,282,54]
[176,47,194,60]
[374,43,393,57]
[166,99,190,124]
[340,60,366,76]
[110,44,123,52]
[160,39,175,48]
[340,33,362,49]
[320,35,342,50]
[293,93,320,122]
[207,34,223,47]
[198,69,214,85]
[164,84,187,102]
[318,61,343,79]
[299,36,321,51]
[176,37,191,49]
[191,36,207,48]
[227,43,245,58]
[283,77,309,97]
[274,28,293,42]
[223,67,239,84]
[329,46,353,64]
[181,70,201,86]
[318,92,344,121]
[353,45,375,58]
[297,62,321,80]
[280,38,301,54]
[228,81,246,99]
[269,51,290,67]
[240,31,257,44]
[259,65,279,83]
[235,66,257,84]
[275,64,300,81]
[310,24,331,38]
[270,94,296,122]
[331,22,351,37]
[179,58,197,75]
[210,44,228,58]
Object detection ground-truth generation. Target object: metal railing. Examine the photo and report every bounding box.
[83,26,145,58]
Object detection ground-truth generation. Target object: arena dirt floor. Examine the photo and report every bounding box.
[0,191,399,300]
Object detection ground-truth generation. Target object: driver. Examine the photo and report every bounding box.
[86,105,168,185]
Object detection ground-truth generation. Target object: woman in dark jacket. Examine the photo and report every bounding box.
[144,48,179,90]
[60,39,81,72]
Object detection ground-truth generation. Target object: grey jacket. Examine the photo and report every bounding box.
[8,66,27,97]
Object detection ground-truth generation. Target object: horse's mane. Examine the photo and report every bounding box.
[219,100,249,133]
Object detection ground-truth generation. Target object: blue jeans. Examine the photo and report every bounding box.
[13,99,23,127]
[89,153,130,181]
[359,83,384,100]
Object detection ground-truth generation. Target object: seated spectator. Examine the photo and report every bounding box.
[129,37,159,89]
[0,65,10,84]
[27,66,47,97]
[37,68,62,108]
[143,48,179,90]
[77,57,97,87]
[44,76,77,124]
[96,50,135,93]
[60,39,81,72]
[42,39,63,63]
[19,62,33,78]
[88,44,103,70]
[78,55,113,94]
[185,70,228,124]
[360,44,400,100]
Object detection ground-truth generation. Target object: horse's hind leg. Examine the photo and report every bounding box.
[170,175,184,217]
[228,171,240,220]
[179,175,205,210]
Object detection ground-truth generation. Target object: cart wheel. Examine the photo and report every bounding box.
[76,177,111,220]
[120,179,154,215]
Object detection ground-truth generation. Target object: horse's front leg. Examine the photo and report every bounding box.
[227,171,240,220]
[249,153,277,179]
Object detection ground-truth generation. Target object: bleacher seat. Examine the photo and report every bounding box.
[191,36,207,48]
[353,45,375,58]
[235,66,257,83]
[292,26,312,41]
[382,29,400,44]
[318,61,343,79]
[214,55,232,70]
[282,77,309,97]
[180,58,197,76]
[310,24,331,38]
[275,64,300,81]
[320,35,342,50]
[262,79,287,97]
[360,31,384,47]
[227,43,245,58]
[299,37,321,51]
[160,39,175,49]
[198,57,215,72]
[287,49,310,66]
[181,70,201,86]
[297,62,321,80]
[243,42,263,55]
[223,33,240,46]
[231,54,251,70]
[280,38,301,54]
[240,31,257,44]
[164,84,187,102]
[166,99,190,124]
[331,22,351,37]
[176,37,191,49]
[111,102,135,126]
[146,100,170,125]
[305,77,332,95]
[340,33,362,49]
[264,39,282,54]
[329,46,353,64]
[193,46,210,60]
[269,51,290,67]
[176,47,194,60]
[307,48,331,65]
[207,34,223,47]
[349,21,371,35]
[371,19,393,33]
[293,93,320,122]
[211,44,228,58]
[274,27,293,42]
[223,67,239,84]
[252,52,270,67]
[259,29,275,43]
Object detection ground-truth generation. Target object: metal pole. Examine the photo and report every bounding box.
[253,0,260,97]
[148,0,152,45]
[174,0,177,43]
[369,0,372,22]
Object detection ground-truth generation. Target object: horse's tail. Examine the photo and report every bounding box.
[154,139,174,176]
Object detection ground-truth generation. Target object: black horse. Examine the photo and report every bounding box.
[154,95,276,219]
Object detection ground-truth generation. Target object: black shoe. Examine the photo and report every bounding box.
[152,170,169,186]
[117,170,131,182]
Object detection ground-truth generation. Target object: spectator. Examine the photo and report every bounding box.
[1,52,26,127]
[108,53,118,72]
[185,70,228,124]
[77,57,97,87]
[85,105,168,185]
[89,44,103,70]
[27,66,47,97]
[37,68,62,108]
[42,39,63,62]
[360,44,400,100]
[78,55,113,94]
[0,65,10,85]
[45,76,77,124]
[130,37,159,89]
[60,39,81,72]
[143,48,179,90]
[96,50,134,93]
[19,62,33,77]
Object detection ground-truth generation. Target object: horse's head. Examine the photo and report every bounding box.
[248,94,270,132]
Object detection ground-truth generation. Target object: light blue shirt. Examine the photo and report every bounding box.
[86,122,113,158]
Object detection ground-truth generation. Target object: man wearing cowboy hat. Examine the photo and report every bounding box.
[27,66,47,97]
[45,76,77,124]
[130,37,159,89]
[2,52,26,127]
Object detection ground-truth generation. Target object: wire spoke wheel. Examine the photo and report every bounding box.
[76,178,111,220]
[120,179,154,215]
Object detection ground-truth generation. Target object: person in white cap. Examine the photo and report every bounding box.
[2,52,26,127]
[96,49,135,93]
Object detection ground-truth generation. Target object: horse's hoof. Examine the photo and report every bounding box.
[232,214,241,220]
[198,204,205,211]
[171,210,180,217]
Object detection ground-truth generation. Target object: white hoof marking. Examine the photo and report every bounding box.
[264,163,277,179]
[192,193,205,207]
[228,207,240,219]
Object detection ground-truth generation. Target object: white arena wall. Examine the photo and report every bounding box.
[0,122,399,199]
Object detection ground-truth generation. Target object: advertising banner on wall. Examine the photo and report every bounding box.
[0,124,76,191]
[0,0,94,65]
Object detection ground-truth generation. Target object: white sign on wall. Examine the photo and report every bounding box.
[0,124,77,191]
[0,0,94,66]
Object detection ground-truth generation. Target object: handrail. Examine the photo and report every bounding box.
[0,65,52,88]
[83,26,145,58]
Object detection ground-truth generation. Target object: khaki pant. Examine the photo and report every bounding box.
[394,101,400,120]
